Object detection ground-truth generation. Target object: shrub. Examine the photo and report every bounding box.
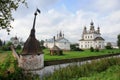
[1,45,11,51]
[41,46,46,50]
[73,48,84,51]
[105,46,113,49]
[90,47,94,52]
[16,45,21,50]
[95,48,99,52]
[1,42,12,51]
[70,44,83,51]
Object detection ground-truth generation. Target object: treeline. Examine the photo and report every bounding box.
[0,39,21,51]
[0,39,5,47]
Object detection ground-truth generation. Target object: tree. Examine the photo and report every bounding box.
[1,41,12,51]
[117,34,120,49]
[0,39,3,47]
[3,41,6,46]
[105,42,113,49]
[39,40,45,49]
[70,44,77,51]
[0,0,26,34]
[39,40,44,46]
[70,44,83,51]
[16,44,21,50]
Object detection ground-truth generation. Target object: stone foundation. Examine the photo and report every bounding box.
[18,54,44,70]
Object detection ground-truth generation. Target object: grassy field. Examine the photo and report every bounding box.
[44,49,120,61]
[0,49,120,62]
[0,51,12,63]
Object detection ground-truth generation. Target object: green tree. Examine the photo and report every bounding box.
[16,44,21,50]
[0,39,2,47]
[70,44,77,50]
[39,40,45,49]
[105,42,113,49]
[3,41,6,46]
[70,44,83,51]
[117,34,120,49]
[0,0,26,34]
[39,40,44,46]
[1,41,12,51]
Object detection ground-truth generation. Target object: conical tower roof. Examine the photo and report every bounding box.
[21,10,42,55]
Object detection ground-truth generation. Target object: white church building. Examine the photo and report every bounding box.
[79,21,105,49]
[10,36,20,48]
[44,31,70,51]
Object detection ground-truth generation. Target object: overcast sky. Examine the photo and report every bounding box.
[0,0,120,43]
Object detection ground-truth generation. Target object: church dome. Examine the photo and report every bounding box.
[90,21,94,25]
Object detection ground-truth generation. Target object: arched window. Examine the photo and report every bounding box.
[99,45,101,48]
[81,45,83,48]
[91,36,92,38]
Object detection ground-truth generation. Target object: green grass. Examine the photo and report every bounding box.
[78,65,120,80]
[42,57,120,80]
[44,49,120,61]
[0,49,120,62]
[0,51,12,63]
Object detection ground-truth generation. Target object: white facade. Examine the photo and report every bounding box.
[44,31,70,50]
[79,21,105,49]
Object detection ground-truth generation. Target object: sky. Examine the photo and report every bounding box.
[0,0,120,43]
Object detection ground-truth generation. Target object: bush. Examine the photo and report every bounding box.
[1,42,12,51]
[16,45,21,50]
[105,46,113,49]
[70,44,83,51]
[95,48,99,52]
[41,46,46,50]
[90,47,94,52]
[1,45,11,51]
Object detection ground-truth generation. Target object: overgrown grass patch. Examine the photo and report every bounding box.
[42,57,120,80]
[78,65,120,80]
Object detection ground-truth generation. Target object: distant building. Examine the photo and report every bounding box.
[79,21,105,49]
[44,31,70,50]
[10,36,19,48]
